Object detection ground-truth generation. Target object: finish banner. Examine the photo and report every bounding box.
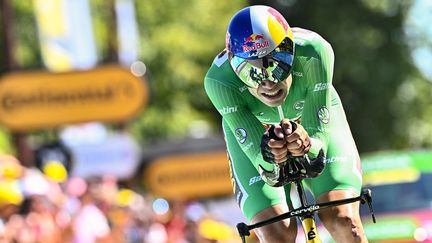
[144,151,232,200]
[0,65,147,131]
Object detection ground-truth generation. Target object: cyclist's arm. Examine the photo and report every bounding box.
[204,77,271,171]
[299,35,335,158]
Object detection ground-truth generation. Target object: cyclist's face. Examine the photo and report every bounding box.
[248,74,292,107]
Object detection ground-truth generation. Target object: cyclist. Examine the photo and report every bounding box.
[204,5,368,243]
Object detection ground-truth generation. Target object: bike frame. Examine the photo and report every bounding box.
[236,180,375,243]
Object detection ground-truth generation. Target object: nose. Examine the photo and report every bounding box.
[260,80,277,89]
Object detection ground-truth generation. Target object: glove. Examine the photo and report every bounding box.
[259,120,325,187]
[260,123,290,164]
[285,122,312,157]
[260,125,278,163]
[260,120,295,163]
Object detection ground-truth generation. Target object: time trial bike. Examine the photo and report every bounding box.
[236,153,377,243]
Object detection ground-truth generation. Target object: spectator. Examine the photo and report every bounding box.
[71,178,111,243]
[0,153,245,243]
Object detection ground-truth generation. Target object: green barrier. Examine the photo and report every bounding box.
[363,217,417,241]
[361,150,432,172]
[361,150,432,186]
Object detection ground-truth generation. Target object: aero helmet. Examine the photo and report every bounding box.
[226,5,294,88]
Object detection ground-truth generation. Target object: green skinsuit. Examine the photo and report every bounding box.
[204,28,362,220]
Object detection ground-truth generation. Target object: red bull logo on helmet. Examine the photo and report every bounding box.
[242,34,270,53]
[244,34,265,43]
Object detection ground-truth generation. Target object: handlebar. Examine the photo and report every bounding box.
[236,188,376,242]
[259,149,326,187]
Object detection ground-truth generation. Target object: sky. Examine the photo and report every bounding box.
[407,0,432,81]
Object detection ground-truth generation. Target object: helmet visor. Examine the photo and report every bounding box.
[230,43,294,88]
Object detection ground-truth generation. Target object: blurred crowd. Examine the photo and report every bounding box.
[0,154,249,243]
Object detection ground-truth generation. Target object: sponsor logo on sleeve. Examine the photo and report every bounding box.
[235,128,247,144]
[317,106,330,124]
[218,106,238,115]
[313,83,329,92]
[239,86,248,93]
[248,175,262,186]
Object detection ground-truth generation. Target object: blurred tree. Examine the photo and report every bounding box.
[92,0,118,63]
[395,0,432,149]
[1,0,431,155]
[0,1,7,73]
[129,0,247,143]
[0,127,13,154]
[249,0,423,152]
[12,1,41,69]
[0,0,246,145]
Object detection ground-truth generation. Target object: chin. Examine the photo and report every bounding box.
[259,95,285,106]
[263,100,284,107]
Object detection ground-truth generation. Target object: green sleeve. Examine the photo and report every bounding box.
[299,34,335,158]
[204,75,269,171]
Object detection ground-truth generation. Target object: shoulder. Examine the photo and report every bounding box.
[204,49,245,92]
[291,28,335,86]
[293,27,334,60]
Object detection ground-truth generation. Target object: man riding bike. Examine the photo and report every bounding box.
[204,5,368,243]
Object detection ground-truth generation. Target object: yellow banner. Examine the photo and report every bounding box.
[0,65,147,131]
[144,151,232,200]
[33,0,97,71]
[363,168,420,186]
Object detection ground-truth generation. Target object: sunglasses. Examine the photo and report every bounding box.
[230,40,294,88]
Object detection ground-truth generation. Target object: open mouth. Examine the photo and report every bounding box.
[261,89,283,99]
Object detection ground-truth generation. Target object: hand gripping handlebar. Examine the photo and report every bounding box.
[259,149,326,187]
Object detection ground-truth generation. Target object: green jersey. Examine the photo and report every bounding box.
[204,28,362,220]
[205,28,333,168]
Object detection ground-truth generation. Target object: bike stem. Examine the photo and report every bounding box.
[295,179,309,208]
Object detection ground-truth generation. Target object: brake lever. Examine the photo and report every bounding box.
[361,189,376,223]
